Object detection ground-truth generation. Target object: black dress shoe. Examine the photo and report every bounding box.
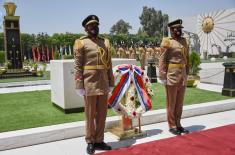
[86,143,95,154]
[177,127,190,134]
[94,142,112,150]
[169,128,181,135]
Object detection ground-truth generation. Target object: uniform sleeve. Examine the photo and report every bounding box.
[74,39,84,89]
[158,50,168,80]
[105,39,115,87]
[159,38,170,80]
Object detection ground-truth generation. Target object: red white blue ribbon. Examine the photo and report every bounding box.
[108,64,152,112]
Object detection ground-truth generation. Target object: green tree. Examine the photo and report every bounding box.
[0,51,5,65]
[137,28,148,37]
[110,19,132,35]
[162,14,169,37]
[0,33,4,51]
[139,6,169,37]
[50,33,83,47]
[21,33,36,56]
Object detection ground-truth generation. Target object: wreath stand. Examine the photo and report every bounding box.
[108,115,147,140]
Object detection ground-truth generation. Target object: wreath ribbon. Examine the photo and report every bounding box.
[108,64,152,112]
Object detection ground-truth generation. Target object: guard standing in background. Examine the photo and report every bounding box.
[139,46,146,70]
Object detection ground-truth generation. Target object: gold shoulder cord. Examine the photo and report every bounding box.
[97,45,110,69]
[100,39,111,69]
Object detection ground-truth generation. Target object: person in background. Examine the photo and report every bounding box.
[139,45,146,70]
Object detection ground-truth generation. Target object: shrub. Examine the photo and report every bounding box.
[189,50,201,75]
[0,51,5,66]
[110,47,117,57]
[53,51,60,60]
[64,55,74,59]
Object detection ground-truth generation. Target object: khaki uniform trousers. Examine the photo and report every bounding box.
[165,80,186,129]
[84,95,108,143]
[140,55,146,70]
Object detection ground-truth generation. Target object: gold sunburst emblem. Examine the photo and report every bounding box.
[201,16,214,33]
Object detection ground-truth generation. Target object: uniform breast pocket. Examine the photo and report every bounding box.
[83,70,96,79]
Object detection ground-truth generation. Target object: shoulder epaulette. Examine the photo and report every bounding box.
[161,37,171,48]
[104,38,110,49]
[79,36,88,40]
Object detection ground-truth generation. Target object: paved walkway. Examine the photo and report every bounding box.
[197,82,222,92]
[0,110,234,155]
[0,80,50,88]
[0,80,223,94]
[0,84,51,94]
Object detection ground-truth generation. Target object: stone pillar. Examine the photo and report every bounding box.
[203,50,208,60]
[147,57,157,83]
[222,62,235,97]
[3,2,23,69]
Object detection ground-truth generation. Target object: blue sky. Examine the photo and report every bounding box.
[0,0,234,35]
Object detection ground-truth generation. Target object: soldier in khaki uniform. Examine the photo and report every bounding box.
[129,47,136,59]
[74,15,114,154]
[118,46,126,58]
[139,46,146,70]
[159,19,190,135]
[153,47,161,67]
[146,47,154,59]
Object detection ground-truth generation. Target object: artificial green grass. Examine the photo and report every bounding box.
[0,71,50,83]
[0,83,232,132]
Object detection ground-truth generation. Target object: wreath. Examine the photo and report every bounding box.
[108,64,154,118]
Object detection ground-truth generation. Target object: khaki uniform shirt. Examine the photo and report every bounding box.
[159,37,189,85]
[74,36,115,96]
[146,48,154,58]
[129,48,136,59]
[139,47,146,61]
[117,47,124,58]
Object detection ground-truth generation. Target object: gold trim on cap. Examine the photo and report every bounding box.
[86,20,99,26]
[170,24,184,28]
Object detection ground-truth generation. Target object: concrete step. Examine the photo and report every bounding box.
[0,99,235,151]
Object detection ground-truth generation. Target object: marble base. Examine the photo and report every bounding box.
[50,59,139,111]
[222,88,235,97]
[108,126,147,140]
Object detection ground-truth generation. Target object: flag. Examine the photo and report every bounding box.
[32,47,36,61]
[51,46,54,60]
[36,47,41,62]
[64,46,67,56]
[46,46,50,62]
[60,45,63,59]
[42,46,46,62]
[69,45,72,55]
